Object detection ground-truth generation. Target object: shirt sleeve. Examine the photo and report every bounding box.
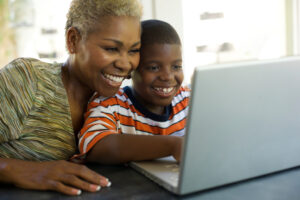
[0,58,37,145]
[76,96,120,159]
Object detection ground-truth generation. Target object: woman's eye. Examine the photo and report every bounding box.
[129,49,140,54]
[104,47,118,52]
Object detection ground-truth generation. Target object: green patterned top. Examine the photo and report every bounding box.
[0,58,76,161]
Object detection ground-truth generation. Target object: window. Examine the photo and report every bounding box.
[182,0,289,84]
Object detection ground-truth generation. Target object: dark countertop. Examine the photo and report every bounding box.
[1,163,300,200]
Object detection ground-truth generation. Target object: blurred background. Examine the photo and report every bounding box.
[0,0,298,84]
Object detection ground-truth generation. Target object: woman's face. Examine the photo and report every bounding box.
[71,16,141,97]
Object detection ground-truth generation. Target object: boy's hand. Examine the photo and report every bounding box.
[0,159,110,195]
[171,136,183,162]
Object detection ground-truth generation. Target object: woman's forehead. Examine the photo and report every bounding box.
[87,16,141,42]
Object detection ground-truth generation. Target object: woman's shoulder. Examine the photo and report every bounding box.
[2,57,60,76]
[1,58,63,88]
[4,57,47,68]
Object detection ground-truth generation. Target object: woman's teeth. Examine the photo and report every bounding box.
[103,73,124,83]
[154,87,174,93]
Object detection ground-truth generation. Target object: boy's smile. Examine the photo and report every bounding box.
[153,87,175,97]
[132,43,183,114]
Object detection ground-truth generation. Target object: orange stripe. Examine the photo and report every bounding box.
[85,131,118,153]
[163,119,186,135]
[172,98,189,115]
[80,116,116,137]
[78,131,117,155]
[117,115,187,135]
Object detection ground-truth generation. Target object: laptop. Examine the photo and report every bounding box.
[130,56,300,195]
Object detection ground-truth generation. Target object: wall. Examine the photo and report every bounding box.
[0,0,17,67]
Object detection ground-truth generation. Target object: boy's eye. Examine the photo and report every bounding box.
[172,65,182,71]
[146,65,159,71]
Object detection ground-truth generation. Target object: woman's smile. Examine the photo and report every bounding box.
[101,72,126,87]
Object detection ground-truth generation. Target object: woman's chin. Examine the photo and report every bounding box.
[97,88,119,97]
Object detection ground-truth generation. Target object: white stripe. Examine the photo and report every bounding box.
[119,125,186,136]
[88,109,116,127]
[86,124,110,133]
[119,125,137,134]
[134,130,153,135]
[115,93,128,102]
[87,120,114,129]
[170,129,186,137]
[93,96,110,103]
[172,91,190,105]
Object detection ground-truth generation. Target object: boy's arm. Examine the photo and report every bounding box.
[79,96,183,165]
[86,134,183,164]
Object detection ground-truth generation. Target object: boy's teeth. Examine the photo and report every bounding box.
[103,73,124,83]
[154,87,174,93]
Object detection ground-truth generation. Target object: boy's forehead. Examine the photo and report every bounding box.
[141,43,182,58]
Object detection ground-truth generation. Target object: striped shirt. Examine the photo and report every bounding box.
[77,86,190,158]
[0,58,76,161]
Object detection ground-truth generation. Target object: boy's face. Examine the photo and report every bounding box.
[132,43,183,112]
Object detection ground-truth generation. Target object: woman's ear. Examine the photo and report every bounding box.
[66,27,81,54]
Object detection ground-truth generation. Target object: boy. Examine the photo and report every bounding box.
[77,19,190,164]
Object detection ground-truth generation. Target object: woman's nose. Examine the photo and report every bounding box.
[115,54,132,71]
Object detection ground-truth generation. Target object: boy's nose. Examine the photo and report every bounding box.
[160,69,173,81]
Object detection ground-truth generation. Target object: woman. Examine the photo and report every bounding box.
[0,0,142,196]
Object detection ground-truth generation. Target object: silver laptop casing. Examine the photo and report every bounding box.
[132,57,300,195]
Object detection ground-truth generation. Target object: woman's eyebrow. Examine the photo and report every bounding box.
[103,39,140,47]
[131,41,141,48]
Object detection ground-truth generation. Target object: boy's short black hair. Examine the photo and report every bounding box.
[141,19,181,45]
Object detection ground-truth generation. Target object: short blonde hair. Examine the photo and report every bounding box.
[65,0,143,39]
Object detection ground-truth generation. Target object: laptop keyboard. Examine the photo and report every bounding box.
[165,164,179,172]
[164,164,179,183]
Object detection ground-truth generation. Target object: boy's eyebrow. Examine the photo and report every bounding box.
[145,58,183,63]
[103,39,141,47]
[173,59,183,63]
[144,59,183,65]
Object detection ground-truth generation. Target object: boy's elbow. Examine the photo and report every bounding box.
[85,135,126,164]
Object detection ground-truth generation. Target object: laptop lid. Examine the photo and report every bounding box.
[179,56,300,194]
